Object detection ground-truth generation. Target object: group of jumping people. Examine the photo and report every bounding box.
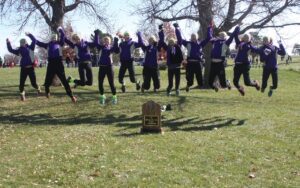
[6,23,286,104]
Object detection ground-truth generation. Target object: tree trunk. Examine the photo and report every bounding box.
[197,0,213,88]
[50,1,65,32]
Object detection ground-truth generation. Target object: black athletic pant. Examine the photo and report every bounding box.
[98,65,116,95]
[19,66,39,93]
[209,62,227,89]
[186,61,203,87]
[233,63,257,89]
[167,67,180,92]
[262,67,278,90]
[118,60,136,84]
[74,61,93,86]
[44,58,73,97]
[142,66,160,90]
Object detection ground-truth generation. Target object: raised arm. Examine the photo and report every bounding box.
[111,37,120,53]
[250,44,261,54]
[65,37,75,49]
[93,29,104,50]
[26,33,36,50]
[174,24,187,47]
[200,26,213,47]
[36,38,48,49]
[158,29,167,51]
[225,26,240,46]
[137,31,147,52]
[234,27,241,46]
[58,28,65,46]
[277,42,286,56]
[6,39,19,55]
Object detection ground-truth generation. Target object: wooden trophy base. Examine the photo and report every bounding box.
[140,126,164,134]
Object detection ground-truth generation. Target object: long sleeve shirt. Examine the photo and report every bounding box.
[6,34,36,67]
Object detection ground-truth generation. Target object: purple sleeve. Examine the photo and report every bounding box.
[225,26,240,46]
[58,29,65,46]
[94,31,103,50]
[65,37,75,49]
[7,42,19,55]
[175,28,188,47]
[158,30,167,50]
[137,32,147,52]
[111,37,120,53]
[200,26,213,47]
[36,40,48,49]
[277,44,286,56]
[28,34,36,50]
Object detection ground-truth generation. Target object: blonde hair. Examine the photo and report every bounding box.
[168,38,176,45]
[263,36,273,44]
[242,34,251,42]
[72,34,80,41]
[103,36,111,44]
[149,35,157,43]
[219,32,228,40]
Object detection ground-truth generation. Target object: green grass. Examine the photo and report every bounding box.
[0,60,299,187]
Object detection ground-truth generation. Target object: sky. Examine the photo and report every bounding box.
[1,0,300,57]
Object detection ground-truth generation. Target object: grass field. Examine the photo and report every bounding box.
[0,59,299,187]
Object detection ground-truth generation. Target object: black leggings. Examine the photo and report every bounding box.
[167,68,180,91]
[186,61,203,87]
[44,58,73,97]
[74,61,93,86]
[118,60,136,84]
[98,66,116,95]
[233,64,257,89]
[262,67,278,90]
[142,66,160,90]
[19,67,39,93]
[209,62,227,89]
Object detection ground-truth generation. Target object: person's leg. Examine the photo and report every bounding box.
[243,64,260,90]
[107,66,117,95]
[128,60,137,83]
[218,63,227,88]
[19,68,27,93]
[19,68,27,100]
[195,62,203,87]
[271,68,278,90]
[55,61,74,98]
[233,64,245,95]
[209,63,218,90]
[152,67,160,91]
[118,62,127,85]
[85,62,93,86]
[44,62,55,97]
[174,68,181,91]
[142,67,151,90]
[167,68,174,94]
[185,62,193,91]
[74,63,86,86]
[28,67,40,92]
[261,67,270,92]
[98,67,106,95]
[268,68,278,97]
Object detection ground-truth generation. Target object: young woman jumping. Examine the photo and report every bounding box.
[6,32,41,101]
[158,24,183,96]
[35,28,76,102]
[259,37,286,97]
[64,32,95,88]
[94,30,119,105]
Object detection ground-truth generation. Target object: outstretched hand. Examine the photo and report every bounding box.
[158,24,163,30]
[57,26,63,32]
[6,38,10,43]
[136,31,141,36]
[173,23,179,28]
[25,32,30,36]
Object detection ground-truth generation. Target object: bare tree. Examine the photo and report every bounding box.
[134,0,300,86]
[0,0,109,32]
